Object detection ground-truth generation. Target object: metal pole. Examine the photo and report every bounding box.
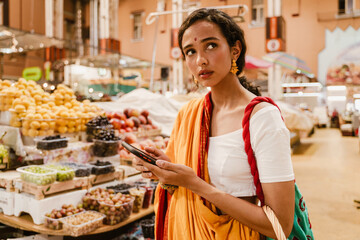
[146,4,248,25]
[149,16,159,91]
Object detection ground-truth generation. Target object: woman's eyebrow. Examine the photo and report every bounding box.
[183,37,220,50]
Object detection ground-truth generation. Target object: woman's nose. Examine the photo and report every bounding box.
[196,53,208,66]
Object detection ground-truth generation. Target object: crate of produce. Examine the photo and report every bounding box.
[45,164,75,182]
[92,139,119,157]
[14,176,89,200]
[61,211,105,237]
[17,165,57,186]
[62,162,92,177]
[35,135,68,150]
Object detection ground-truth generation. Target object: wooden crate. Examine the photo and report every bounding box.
[14,177,89,200]
[0,170,20,192]
[88,170,124,187]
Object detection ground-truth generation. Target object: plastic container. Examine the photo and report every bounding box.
[17,165,57,186]
[61,210,105,237]
[140,219,155,239]
[21,118,57,137]
[89,161,115,175]
[35,137,68,150]
[45,164,75,182]
[98,197,135,225]
[141,186,154,209]
[85,124,113,142]
[92,139,119,157]
[63,163,92,177]
[44,215,64,230]
[82,196,100,212]
[106,183,135,194]
[133,180,155,209]
[129,187,146,213]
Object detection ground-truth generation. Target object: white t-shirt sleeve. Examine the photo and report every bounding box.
[249,105,295,183]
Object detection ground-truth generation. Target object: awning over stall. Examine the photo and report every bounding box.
[263,52,314,77]
[0,26,63,54]
[245,55,272,69]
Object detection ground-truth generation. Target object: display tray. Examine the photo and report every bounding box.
[14,177,89,200]
[0,205,154,236]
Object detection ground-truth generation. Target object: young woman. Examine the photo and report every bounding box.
[134,8,295,240]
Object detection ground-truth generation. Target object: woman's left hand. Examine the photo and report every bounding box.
[142,159,198,189]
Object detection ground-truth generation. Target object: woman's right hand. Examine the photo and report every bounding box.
[133,146,170,179]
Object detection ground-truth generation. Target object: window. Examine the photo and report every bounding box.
[132,12,143,41]
[338,0,354,14]
[251,0,264,25]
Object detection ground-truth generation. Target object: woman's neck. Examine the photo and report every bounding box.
[210,75,252,109]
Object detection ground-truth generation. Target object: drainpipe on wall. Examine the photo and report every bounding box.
[171,0,183,94]
[267,0,283,100]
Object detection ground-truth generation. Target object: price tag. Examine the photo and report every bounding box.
[15,181,22,191]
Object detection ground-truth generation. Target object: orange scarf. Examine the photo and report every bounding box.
[155,93,260,240]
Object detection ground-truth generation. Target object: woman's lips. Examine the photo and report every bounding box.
[199,70,213,79]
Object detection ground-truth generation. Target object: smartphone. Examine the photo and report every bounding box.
[121,141,157,165]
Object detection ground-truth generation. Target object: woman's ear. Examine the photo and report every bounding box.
[231,40,242,59]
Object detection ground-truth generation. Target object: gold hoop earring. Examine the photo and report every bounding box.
[192,75,199,86]
[230,59,239,75]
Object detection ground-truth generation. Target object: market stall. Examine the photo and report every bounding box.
[0,78,168,238]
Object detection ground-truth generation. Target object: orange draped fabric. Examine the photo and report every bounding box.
[155,94,260,240]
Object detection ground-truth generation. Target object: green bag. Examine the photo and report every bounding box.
[242,96,314,240]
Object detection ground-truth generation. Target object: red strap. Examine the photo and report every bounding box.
[156,188,167,239]
[242,96,283,206]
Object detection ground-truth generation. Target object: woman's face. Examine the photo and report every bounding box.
[182,20,233,87]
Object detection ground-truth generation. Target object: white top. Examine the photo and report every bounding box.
[207,105,295,197]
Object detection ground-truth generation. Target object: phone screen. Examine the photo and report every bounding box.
[121,141,157,165]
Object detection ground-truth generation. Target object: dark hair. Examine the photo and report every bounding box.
[178,8,261,96]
